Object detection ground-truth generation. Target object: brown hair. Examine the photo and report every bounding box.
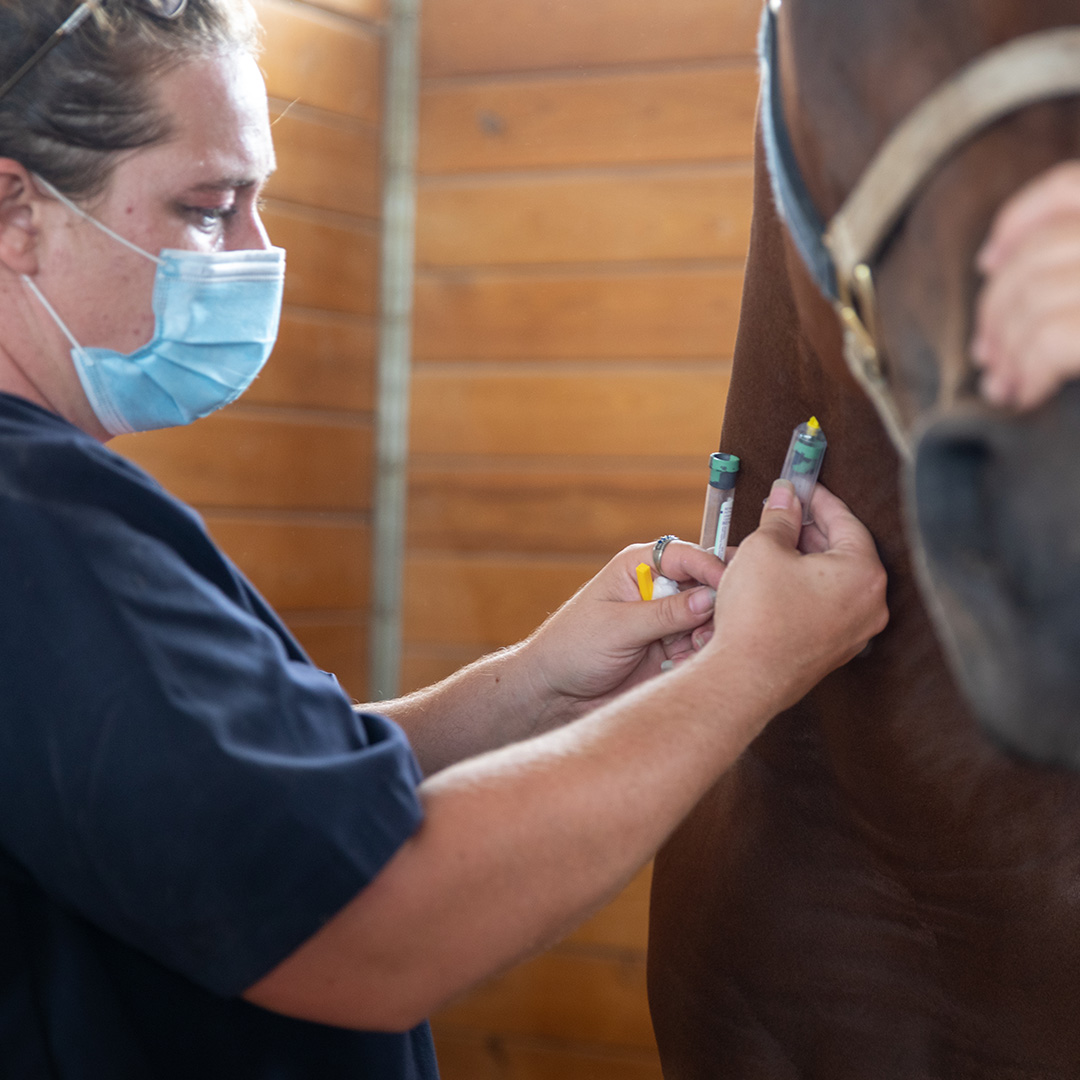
[0,0,259,200]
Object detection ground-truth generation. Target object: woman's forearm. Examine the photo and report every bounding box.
[365,639,573,775]
[251,641,768,1032]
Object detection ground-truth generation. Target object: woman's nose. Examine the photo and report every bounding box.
[230,205,272,252]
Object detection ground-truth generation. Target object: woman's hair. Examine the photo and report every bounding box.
[0,0,260,200]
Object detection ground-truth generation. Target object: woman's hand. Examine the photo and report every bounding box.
[972,161,1080,410]
[520,539,726,721]
[517,476,889,728]
[698,480,889,718]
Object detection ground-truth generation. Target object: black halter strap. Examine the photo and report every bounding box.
[758,3,838,302]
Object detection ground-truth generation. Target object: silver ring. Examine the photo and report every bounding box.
[652,535,678,574]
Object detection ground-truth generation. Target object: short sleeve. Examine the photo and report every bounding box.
[0,476,424,997]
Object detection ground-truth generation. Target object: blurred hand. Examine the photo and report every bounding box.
[972,161,1080,410]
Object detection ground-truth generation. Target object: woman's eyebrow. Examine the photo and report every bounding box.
[181,170,276,198]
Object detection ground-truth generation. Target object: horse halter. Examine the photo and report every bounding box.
[760,1,1080,461]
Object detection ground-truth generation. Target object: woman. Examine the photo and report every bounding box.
[0,2,888,1077]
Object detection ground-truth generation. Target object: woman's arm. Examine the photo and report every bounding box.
[368,539,724,775]
[246,482,888,1031]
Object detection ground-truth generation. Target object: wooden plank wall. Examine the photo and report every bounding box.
[412,0,760,1076]
[114,0,385,700]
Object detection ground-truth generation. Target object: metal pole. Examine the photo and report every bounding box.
[370,0,421,700]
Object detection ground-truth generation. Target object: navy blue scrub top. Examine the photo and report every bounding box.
[0,394,439,1078]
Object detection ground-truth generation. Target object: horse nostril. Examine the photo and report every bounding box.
[914,434,996,568]
[908,387,1080,768]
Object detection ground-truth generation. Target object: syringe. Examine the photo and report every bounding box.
[780,416,827,524]
[699,452,740,560]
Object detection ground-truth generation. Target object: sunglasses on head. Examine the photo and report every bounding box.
[0,0,187,102]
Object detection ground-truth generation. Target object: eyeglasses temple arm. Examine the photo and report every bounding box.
[0,2,97,101]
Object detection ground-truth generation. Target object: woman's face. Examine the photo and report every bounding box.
[26,48,275,432]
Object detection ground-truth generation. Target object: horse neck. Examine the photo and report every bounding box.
[723,129,902,566]
[722,127,1000,828]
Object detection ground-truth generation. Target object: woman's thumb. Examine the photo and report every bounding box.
[756,479,803,549]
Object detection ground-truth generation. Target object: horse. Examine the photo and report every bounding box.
[647,1,1080,1075]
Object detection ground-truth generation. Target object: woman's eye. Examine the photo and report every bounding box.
[184,204,238,230]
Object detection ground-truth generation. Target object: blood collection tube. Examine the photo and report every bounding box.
[699,452,740,560]
[780,416,827,524]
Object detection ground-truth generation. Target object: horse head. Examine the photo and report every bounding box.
[768,0,1080,767]
[648,7,1080,1072]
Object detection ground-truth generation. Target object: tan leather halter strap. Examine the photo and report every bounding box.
[825,27,1080,285]
[760,10,1080,462]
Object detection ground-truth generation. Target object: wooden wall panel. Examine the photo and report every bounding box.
[266,105,380,218]
[413,270,743,360]
[399,645,489,697]
[302,0,385,20]
[414,0,757,1072]
[421,0,761,76]
[264,205,379,316]
[416,168,753,266]
[433,1031,663,1080]
[567,865,652,952]
[289,619,369,699]
[434,951,655,1048]
[255,0,382,123]
[116,0,383,696]
[432,869,662,1080]
[407,463,704,555]
[404,555,602,647]
[114,413,373,511]
[249,310,375,412]
[419,66,758,174]
[201,516,371,611]
[410,368,730,457]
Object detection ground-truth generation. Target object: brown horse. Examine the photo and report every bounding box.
[648,1,1080,1076]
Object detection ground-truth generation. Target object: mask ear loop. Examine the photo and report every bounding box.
[20,273,135,436]
[20,175,163,435]
[31,174,164,267]
[20,272,93,363]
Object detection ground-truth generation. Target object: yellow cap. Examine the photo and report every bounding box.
[807,416,821,432]
[635,562,654,601]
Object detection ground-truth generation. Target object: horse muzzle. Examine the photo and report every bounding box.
[909,381,1080,768]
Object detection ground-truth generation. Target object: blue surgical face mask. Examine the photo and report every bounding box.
[22,177,285,436]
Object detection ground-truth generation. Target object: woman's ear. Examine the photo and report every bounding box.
[0,159,40,276]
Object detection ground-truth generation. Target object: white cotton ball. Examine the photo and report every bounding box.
[651,576,681,599]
